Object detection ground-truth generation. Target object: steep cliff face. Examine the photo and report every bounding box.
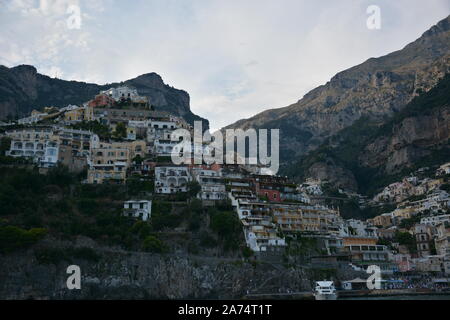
[0,65,208,128]
[0,238,319,299]
[304,162,358,192]
[360,107,450,174]
[282,72,450,195]
[224,15,450,162]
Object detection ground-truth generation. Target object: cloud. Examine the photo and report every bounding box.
[0,0,449,131]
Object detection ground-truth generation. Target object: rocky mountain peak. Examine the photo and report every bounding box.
[223,14,450,164]
[422,14,450,37]
[0,65,207,128]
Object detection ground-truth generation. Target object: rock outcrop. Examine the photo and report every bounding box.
[0,65,208,128]
[360,106,450,174]
[0,239,317,299]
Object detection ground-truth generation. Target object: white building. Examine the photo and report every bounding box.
[154,139,181,157]
[18,112,47,125]
[246,225,286,252]
[123,200,152,221]
[155,166,191,194]
[41,140,59,168]
[300,179,323,196]
[421,214,450,226]
[101,86,140,101]
[6,127,59,167]
[437,163,450,176]
[340,219,378,238]
[191,168,226,201]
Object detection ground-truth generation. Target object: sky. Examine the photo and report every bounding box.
[1,0,449,131]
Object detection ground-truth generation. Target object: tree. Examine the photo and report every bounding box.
[187,181,201,199]
[242,247,254,258]
[132,155,143,165]
[395,231,417,254]
[210,210,241,251]
[0,226,47,253]
[0,137,11,156]
[71,120,111,139]
[142,235,166,253]
[113,122,127,139]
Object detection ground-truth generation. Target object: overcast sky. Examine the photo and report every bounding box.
[1,0,449,131]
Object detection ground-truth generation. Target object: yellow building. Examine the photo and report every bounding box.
[393,207,415,221]
[87,140,146,184]
[373,214,393,228]
[63,106,94,122]
[64,108,85,122]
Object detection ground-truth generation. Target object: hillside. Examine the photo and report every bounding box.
[0,65,208,128]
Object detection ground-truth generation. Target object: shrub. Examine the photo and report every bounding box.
[0,226,47,253]
[210,211,240,238]
[210,210,241,251]
[77,199,99,216]
[142,235,167,253]
[242,247,254,258]
[199,231,218,248]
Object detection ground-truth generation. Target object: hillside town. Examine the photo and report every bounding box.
[1,85,450,287]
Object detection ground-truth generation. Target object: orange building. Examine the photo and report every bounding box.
[343,237,378,247]
[88,94,116,108]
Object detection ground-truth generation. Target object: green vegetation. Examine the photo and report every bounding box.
[440,183,450,193]
[70,120,111,139]
[142,235,167,253]
[241,246,254,258]
[395,231,417,254]
[113,122,127,139]
[0,226,47,253]
[378,231,418,254]
[199,231,218,248]
[285,234,323,259]
[0,136,11,155]
[399,214,424,229]
[126,176,154,195]
[0,166,150,252]
[0,162,244,256]
[209,208,242,251]
[187,199,203,231]
[187,181,201,199]
[359,204,397,220]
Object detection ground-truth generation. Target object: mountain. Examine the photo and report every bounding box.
[223,15,450,164]
[282,72,450,195]
[0,65,208,128]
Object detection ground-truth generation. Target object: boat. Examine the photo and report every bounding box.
[313,281,338,300]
